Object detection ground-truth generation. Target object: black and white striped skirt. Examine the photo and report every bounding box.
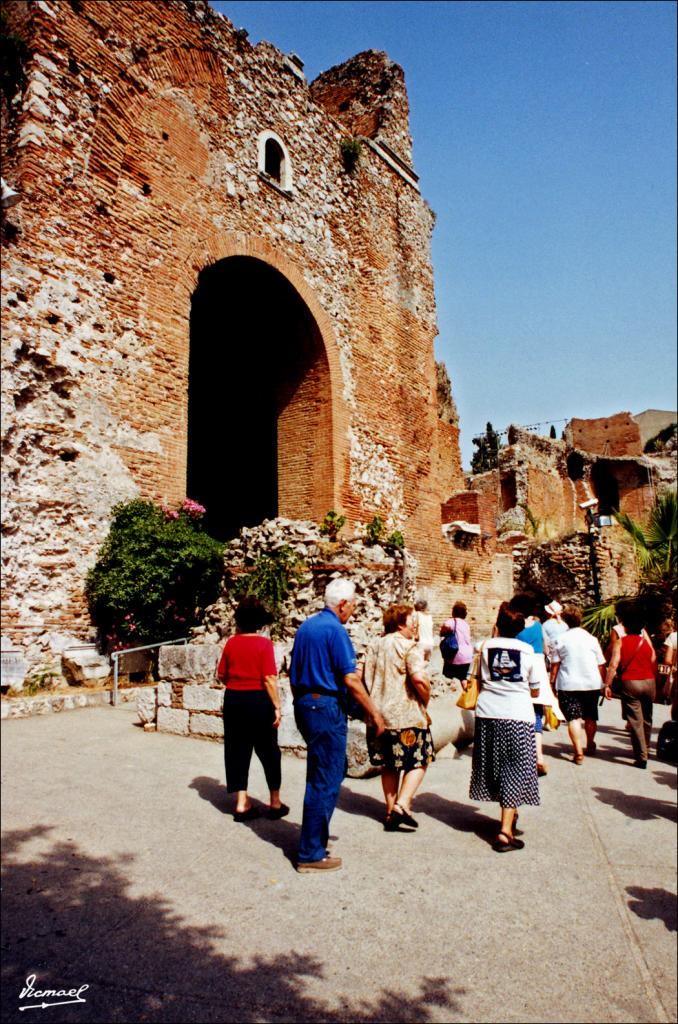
[469,718,540,808]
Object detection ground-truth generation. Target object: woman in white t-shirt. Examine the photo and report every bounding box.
[549,604,607,764]
[469,602,542,852]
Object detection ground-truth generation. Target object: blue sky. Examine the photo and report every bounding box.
[211,1,677,467]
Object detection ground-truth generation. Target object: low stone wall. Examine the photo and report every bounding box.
[1,685,144,720]
[146,642,474,777]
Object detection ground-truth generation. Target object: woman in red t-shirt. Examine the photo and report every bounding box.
[218,597,288,821]
[605,603,657,768]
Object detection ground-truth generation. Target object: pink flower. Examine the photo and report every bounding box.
[181,498,206,519]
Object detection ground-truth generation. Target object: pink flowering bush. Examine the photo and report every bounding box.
[86,498,224,650]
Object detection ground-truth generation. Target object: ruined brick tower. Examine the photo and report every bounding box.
[2,0,472,663]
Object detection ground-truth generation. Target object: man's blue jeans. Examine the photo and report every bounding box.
[294,694,348,863]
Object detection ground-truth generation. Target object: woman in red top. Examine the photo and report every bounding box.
[604,602,657,768]
[218,597,288,821]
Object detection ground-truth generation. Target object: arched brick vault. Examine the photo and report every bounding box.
[88,45,230,202]
[172,233,349,523]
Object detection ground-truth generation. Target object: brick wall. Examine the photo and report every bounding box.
[565,413,643,457]
[1,0,464,664]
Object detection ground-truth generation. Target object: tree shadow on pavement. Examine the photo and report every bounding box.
[626,886,677,932]
[591,787,677,822]
[1,827,466,1024]
[189,777,299,863]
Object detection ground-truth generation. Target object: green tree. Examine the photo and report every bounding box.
[471,422,502,474]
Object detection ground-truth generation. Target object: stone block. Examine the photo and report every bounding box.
[157,682,172,707]
[62,646,111,687]
[157,707,189,735]
[1,649,27,691]
[183,685,224,712]
[189,713,224,738]
[277,677,305,750]
[158,644,220,683]
[428,694,474,751]
[137,688,157,724]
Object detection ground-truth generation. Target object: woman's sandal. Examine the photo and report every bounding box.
[233,806,261,822]
[267,803,290,820]
[492,832,525,852]
[393,803,418,829]
[513,813,524,837]
[573,753,585,765]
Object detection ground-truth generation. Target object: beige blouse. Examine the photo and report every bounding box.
[363,633,429,730]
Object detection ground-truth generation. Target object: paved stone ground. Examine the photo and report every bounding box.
[1,699,676,1023]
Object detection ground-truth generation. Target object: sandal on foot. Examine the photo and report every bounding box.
[384,811,415,832]
[537,763,548,777]
[393,804,418,829]
[267,803,290,820]
[233,806,260,822]
[492,832,523,852]
[513,813,524,837]
[585,743,597,755]
[573,753,584,765]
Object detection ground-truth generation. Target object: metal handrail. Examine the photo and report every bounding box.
[110,637,189,706]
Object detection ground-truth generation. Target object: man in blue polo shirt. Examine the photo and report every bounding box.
[291,578,385,872]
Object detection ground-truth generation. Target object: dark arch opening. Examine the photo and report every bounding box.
[187,257,332,541]
[264,138,284,182]
[567,451,585,481]
[591,461,620,515]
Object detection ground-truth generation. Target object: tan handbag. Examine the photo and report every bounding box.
[456,651,481,710]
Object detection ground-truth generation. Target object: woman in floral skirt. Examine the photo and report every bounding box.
[363,604,433,831]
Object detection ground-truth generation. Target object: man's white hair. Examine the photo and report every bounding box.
[324,578,356,608]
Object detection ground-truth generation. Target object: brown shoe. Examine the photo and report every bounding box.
[297,856,342,872]
[537,763,548,777]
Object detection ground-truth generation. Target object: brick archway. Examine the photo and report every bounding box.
[182,240,346,539]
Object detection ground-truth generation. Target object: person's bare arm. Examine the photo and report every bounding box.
[408,671,431,707]
[344,671,385,735]
[263,675,282,728]
[549,662,560,690]
[604,644,620,689]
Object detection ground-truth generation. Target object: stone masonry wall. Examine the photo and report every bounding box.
[513,526,637,607]
[1,0,465,668]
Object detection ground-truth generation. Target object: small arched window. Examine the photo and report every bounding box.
[257,131,293,192]
[264,138,283,182]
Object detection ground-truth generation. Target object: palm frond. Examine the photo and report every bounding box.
[582,599,626,648]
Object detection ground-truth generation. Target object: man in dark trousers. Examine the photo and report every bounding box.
[290,578,385,872]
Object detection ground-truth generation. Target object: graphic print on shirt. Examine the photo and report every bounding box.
[488,648,523,682]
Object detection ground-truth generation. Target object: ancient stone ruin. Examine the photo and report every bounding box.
[1,0,675,702]
[2,0,467,675]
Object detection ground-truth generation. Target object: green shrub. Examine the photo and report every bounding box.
[340,136,362,173]
[86,499,224,650]
[235,545,307,616]
[385,530,405,551]
[319,509,346,541]
[365,515,386,546]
